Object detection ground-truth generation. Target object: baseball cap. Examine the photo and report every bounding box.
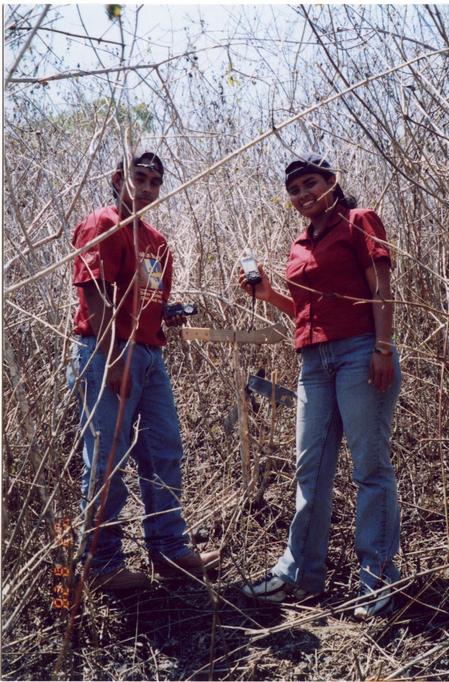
[116,152,164,177]
[285,153,337,188]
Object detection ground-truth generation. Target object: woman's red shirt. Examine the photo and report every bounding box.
[286,206,391,350]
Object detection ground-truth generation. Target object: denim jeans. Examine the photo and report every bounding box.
[273,333,401,592]
[68,336,190,574]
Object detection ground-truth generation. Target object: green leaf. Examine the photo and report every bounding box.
[106,5,122,20]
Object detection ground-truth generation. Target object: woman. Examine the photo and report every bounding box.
[240,153,401,619]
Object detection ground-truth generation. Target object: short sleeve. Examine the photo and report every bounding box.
[351,209,391,270]
[72,209,123,286]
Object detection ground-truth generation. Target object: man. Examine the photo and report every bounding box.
[70,152,219,590]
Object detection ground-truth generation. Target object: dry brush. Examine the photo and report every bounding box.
[3,4,449,681]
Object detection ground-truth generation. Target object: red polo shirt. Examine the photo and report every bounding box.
[72,205,172,346]
[286,206,391,350]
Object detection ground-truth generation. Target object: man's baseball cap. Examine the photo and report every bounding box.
[116,152,164,177]
[285,153,337,188]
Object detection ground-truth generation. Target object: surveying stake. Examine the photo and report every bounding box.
[181,322,287,489]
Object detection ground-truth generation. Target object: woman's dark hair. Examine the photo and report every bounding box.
[334,182,358,209]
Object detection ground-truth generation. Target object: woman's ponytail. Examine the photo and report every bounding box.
[335,183,357,209]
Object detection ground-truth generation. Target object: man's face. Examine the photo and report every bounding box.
[113,165,163,214]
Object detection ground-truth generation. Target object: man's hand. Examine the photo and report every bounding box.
[81,281,132,399]
[107,359,131,399]
[369,352,394,392]
[164,313,187,327]
[163,302,187,327]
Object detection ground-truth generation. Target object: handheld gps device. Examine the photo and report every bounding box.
[240,254,262,286]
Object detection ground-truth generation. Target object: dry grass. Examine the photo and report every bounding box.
[3,5,449,681]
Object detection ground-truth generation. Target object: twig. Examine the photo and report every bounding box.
[5,45,449,298]
[384,641,449,679]
[5,5,51,85]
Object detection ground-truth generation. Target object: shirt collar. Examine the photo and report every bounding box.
[296,205,348,244]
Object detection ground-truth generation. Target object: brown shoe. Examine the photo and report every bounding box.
[89,568,151,592]
[153,550,220,580]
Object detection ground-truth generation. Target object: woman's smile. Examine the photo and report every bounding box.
[287,172,336,219]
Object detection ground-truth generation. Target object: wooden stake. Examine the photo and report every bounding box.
[181,323,287,491]
[233,343,251,490]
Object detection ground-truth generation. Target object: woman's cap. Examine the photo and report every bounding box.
[116,152,164,177]
[285,153,337,187]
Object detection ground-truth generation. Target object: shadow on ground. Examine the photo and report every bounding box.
[32,573,448,681]
[65,578,321,681]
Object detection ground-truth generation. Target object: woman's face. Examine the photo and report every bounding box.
[287,172,336,219]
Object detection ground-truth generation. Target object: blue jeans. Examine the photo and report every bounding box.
[68,337,190,574]
[273,333,401,592]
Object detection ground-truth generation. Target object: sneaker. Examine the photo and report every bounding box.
[89,568,151,592]
[153,549,220,580]
[354,578,393,620]
[241,572,312,603]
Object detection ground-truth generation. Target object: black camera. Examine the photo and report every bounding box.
[163,302,198,319]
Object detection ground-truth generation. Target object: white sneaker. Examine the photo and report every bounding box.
[354,578,393,620]
[241,572,312,603]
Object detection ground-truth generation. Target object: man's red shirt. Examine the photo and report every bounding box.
[72,205,172,346]
[286,206,391,350]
